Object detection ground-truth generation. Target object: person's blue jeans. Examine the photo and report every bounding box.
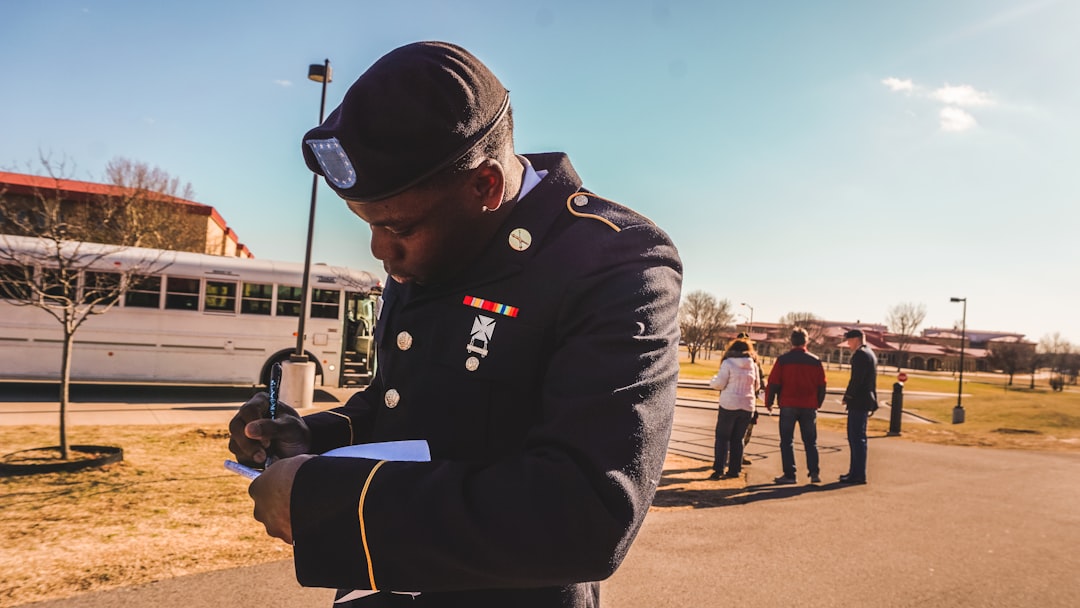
[778,407,818,478]
[846,410,870,479]
[713,408,753,474]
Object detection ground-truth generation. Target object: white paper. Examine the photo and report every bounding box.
[322,439,430,462]
[335,590,421,603]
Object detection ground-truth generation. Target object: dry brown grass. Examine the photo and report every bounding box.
[0,424,287,607]
[0,425,723,607]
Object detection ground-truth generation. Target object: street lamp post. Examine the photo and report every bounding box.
[281,59,332,410]
[740,302,754,337]
[950,296,967,424]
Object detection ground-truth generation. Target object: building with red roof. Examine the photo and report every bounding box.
[0,170,252,258]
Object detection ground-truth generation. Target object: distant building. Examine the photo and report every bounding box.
[724,319,1035,373]
[0,171,252,258]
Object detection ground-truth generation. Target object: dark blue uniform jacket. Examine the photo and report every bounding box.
[290,153,683,607]
[844,345,879,411]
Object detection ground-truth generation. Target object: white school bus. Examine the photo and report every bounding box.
[0,236,381,387]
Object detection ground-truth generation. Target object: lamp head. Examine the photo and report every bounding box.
[308,62,332,83]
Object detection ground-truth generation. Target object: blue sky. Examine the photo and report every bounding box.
[2,0,1077,345]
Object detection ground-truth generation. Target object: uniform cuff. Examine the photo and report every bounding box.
[292,456,383,589]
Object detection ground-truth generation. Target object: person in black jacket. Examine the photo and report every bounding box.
[840,328,878,484]
[227,41,682,608]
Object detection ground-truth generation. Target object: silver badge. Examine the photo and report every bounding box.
[306,137,357,189]
[467,315,496,358]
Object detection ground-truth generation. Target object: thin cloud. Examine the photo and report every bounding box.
[274,80,293,87]
[930,84,995,107]
[883,77,996,132]
[940,107,977,132]
[882,77,914,93]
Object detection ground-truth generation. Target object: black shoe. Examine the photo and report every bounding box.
[773,475,797,485]
[722,471,741,479]
[838,475,866,484]
[810,474,821,484]
[708,471,723,481]
[742,457,752,465]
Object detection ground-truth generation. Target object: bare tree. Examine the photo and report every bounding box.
[679,291,733,364]
[985,342,1032,386]
[778,311,825,349]
[1028,352,1044,390]
[0,157,184,458]
[1063,352,1080,386]
[886,302,927,371]
[1038,333,1073,392]
[100,157,207,253]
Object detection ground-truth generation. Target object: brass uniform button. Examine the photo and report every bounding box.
[396,331,413,351]
[508,228,532,252]
[384,389,400,409]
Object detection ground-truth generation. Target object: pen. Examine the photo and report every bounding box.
[265,362,282,467]
[224,459,261,480]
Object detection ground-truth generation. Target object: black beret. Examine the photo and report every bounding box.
[302,41,510,202]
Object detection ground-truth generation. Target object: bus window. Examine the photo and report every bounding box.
[311,288,341,319]
[0,264,31,300]
[84,271,121,306]
[241,282,272,315]
[205,280,238,313]
[40,268,75,302]
[277,285,302,317]
[165,277,200,311]
[125,275,161,308]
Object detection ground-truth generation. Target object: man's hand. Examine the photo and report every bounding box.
[228,392,312,466]
[250,454,314,544]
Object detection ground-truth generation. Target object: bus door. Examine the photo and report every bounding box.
[341,291,378,386]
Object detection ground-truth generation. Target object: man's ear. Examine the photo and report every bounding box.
[471,159,506,213]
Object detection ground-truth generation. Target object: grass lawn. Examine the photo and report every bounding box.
[0,425,285,607]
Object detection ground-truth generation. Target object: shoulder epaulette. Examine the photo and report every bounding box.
[565,192,648,232]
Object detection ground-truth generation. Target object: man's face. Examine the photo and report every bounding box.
[845,337,860,349]
[345,174,485,286]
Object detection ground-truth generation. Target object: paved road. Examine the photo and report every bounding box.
[7,388,1080,607]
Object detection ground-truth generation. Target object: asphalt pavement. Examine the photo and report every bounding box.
[5,385,1080,607]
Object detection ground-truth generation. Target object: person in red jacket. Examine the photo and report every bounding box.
[765,328,827,484]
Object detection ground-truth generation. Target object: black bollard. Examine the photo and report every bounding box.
[888,382,904,436]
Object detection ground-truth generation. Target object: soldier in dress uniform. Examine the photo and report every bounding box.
[228,41,683,608]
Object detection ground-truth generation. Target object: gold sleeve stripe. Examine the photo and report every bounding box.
[358,459,388,590]
[565,194,622,232]
[326,410,354,444]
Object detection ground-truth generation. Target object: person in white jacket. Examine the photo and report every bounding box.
[708,338,761,480]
